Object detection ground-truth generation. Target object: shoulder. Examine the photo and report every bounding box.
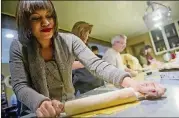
[10,39,22,50]
[58,32,73,39]
[9,39,25,62]
[57,32,80,41]
[139,55,145,59]
[104,48,110,53]
[10,39,23,56]
[57,32,82,45]
[105,48,116,55]
[103,48,116,59]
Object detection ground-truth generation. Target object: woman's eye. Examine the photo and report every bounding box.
[30,17,41,21]
[46,15,53,19]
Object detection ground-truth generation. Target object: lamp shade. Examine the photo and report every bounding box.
[143,2,172,30]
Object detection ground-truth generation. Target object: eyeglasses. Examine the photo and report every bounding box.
[115,41,126,45]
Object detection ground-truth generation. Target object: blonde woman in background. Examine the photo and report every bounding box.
[71,21,104,95]
[72,21,93,45]
[121,54,143,72]
[71,21,93,70]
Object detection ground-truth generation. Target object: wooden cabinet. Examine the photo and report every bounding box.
[164,23,179,49]
[150,29,167,53]
[149,20,179,55]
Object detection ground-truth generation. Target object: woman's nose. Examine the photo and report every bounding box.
[41,18,50,27]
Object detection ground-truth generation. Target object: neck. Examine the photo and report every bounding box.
[112,46,119,52]
[39,38,52,49]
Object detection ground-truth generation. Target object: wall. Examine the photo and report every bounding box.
[126,32,164,61]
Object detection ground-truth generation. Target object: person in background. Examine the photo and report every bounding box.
[71,21,104,95]
[10,1,165,117]
[103,35,138,77]
[8,77,18,106]
[121,54,143,72]
[91,45,103,58]
[139,47,149,68]
[71,21,93,70]
[139,45,162,68]
[144,45,154,64]
[1,74,5,81]
[10,93,17,106]
[72,21,93,45]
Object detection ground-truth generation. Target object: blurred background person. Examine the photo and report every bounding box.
[139,45,162,69]
[121,54,143,72]
[71,21,104,96]
[91,45,103,58]
[71,21,93,70]
[103,34,138,77]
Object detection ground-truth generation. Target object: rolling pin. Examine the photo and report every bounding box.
[64,88,144,116]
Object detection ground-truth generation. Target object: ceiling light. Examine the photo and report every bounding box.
[143,1,172,30]
[5,33,14,38]
[154,22,162,28]
[152,12,162,21]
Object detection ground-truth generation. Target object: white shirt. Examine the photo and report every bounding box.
[103,48,125,70]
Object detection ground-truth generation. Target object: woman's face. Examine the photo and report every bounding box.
[29,9,54,42]
[147,48,152,53]
[144,50,148,55]
[82,30,90,44]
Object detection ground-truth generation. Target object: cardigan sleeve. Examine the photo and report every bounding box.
[71,34,131,88]
[9,40,50,112]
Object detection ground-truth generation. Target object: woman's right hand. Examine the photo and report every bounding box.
[36,100,64,117]
[137,81,166,99]
[121,77,166,99]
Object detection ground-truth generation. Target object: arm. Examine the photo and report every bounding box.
[68,34,166,99]
[9,40,50,112]
[71,35,131,87]
[125,68,138,77]
[72,61,84,70]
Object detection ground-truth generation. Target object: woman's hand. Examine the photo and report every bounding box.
[137,81,166,99]
[52,100,64,116]
[125,68,138,77]
[36,100,64,117]
[121,77,166,99]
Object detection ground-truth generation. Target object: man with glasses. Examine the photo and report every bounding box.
[103,34,138,77]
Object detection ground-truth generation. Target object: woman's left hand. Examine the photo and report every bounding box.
[52,100,64,116]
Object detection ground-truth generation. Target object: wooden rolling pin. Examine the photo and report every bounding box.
[64,88,143,116]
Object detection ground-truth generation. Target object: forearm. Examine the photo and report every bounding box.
[14,85,50,112]
[72,61,84,70]
[102,56,117,67]
[129,70,138,77]
[125,68,138,77]
[9,39,50,112]
[121,77,138,91]
[10,61,49,112]
[72,35,131,87]
[76,49,131,87]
